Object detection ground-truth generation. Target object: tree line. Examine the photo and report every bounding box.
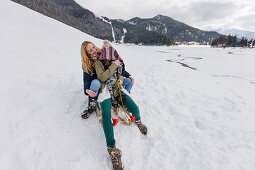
[211,35,255,48]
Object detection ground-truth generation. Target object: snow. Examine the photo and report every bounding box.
[127,21,136,25]
[163,27,167,34]
[120,28,127,44]
[146,25,158,32]
[146,25,152,31]
[109,21,116,42]
[1,1,255,170]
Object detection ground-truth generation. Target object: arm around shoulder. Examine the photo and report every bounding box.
[94,60,118,82]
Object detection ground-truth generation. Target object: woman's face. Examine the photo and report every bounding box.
[86,43,97,58]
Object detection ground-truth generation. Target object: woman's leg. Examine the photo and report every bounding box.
[101,100,122,169]
[100,99,115,148]
[81,79,100,119]
[123,95,140,121]
[90,79,101,97]
[123,95,147,135]
[123,78,133,93]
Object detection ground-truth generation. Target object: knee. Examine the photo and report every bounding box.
[133,105,139,114]
[124,96,139,113]
[102,109,111,119]
[91,79,101,89]
[100,99,112,118]
[124,78,132,86]
[126,78,132,84]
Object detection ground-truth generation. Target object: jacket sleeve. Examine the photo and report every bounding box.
[83,71,92,95]
[121,62,131,78]
[123,70,131,78]
[118,75,124,82]
[94,60,118,82]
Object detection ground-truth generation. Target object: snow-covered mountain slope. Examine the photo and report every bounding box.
[215,28,255,40]
[1,1,255,170]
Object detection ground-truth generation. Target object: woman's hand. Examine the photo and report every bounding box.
[113,60,121,66]
[86,89,98,97]
[117,79,123,85]
[129,76,134,84]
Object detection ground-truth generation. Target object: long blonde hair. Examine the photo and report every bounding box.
[81,41,98,73]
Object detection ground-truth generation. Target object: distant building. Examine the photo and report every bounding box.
[187,41,201,45]
[217,43,224,48]
[175,41,182,45]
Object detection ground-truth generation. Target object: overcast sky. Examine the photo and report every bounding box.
[75,0,255,32]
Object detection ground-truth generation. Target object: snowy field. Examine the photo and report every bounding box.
[1,1,255,170]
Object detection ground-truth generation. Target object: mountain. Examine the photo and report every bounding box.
[11,0,220,44]
[11,0,174,45]
[215,28,255,40]
[111,18,174,45]
[117,14,221,43]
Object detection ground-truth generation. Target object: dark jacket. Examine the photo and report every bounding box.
[83,68,97,95]
[83,64,131,95]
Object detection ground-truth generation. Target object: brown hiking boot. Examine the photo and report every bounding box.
[107,146,123,170]
[135,120,148,135]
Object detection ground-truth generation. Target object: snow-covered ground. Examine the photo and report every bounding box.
[1,1,255,170]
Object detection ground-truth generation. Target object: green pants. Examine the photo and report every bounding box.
[100,95,140,148]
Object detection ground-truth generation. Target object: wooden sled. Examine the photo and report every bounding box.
[95,102,135,127]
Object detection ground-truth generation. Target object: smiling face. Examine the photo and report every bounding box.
[85,43,97,58]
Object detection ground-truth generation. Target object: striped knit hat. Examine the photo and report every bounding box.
[96,46,123,62]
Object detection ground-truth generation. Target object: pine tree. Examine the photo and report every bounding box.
[248,39,253,48]
[240,37,246,47]
[233,36,237,47]
[211,39,217,46]
[227,34,232,46]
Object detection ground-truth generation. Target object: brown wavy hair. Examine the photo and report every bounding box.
[81,41,99,73]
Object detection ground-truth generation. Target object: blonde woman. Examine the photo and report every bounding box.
[81,41,147,170]
[80,41,100,119]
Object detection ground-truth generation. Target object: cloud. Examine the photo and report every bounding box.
[75,0,255,32]
[186,2,237,22]
[236,14,255,31]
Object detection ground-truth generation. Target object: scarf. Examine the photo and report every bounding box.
[105,64,124,105]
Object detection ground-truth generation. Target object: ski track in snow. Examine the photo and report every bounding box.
[1,1,255,170]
